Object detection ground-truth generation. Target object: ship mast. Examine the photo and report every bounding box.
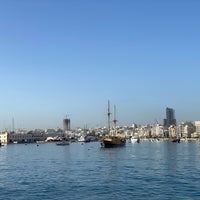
[107,100,111,135]
[113,105,117,136]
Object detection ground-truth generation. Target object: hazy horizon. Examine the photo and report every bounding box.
[1,0,200,130]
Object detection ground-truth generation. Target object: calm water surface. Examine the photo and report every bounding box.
[0,141,200,199]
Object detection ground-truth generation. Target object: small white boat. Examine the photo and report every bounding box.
[78,135,86,142]
[0,143,5,147]
[131,135,140,143]
[78,135,90,143]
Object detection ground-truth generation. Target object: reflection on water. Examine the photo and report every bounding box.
[165,142,178,171]
[0,145,8,185]
[0,142,200,199]
[0,145,7,162]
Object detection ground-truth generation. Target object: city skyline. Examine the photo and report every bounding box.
[0,1,200,130]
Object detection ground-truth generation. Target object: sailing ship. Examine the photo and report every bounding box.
[101,101,126,148]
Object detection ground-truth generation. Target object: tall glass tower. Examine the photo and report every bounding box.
[63,116,70,131]
[163,107,176,128]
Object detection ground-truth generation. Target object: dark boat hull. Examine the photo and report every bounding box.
[171,138,180,143]
[101,136,126,148]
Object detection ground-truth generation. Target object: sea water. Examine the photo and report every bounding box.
[0,141,200,200]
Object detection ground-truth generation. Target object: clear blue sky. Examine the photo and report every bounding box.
[0,0,200,130]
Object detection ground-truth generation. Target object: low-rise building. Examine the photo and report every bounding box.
[168,125,177,138]
[195,121,200,137]
[177,122,195,138]
[0,132,9,144]
[195,121,200,132]
[11,133,48,143]
[151,124,164,138]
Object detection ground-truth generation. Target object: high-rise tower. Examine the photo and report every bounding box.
[63,116,70,131]
[163,107,176,128]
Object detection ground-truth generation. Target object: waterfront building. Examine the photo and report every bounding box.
[163,107,176,128]
[195,121,200,137]
[45,129,56,134]
[168,125,177,138]
[183,122,195,138]
[9,131,46,143]
[151,124,164,138]
[123,128,132,138]
[177,122,195,138]
[195,121,200,133]
[177,123,184,138]
[137,125,151,138]
[63,116,70,131]
[0,132,9,144]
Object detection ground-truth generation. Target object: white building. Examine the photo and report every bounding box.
[195,121,200,137]
[151,124,164,138]
[168,125,177,138]
[0,132,9,144]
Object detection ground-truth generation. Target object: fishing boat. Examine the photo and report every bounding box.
[56,141,70,146]
[101,101,126,148]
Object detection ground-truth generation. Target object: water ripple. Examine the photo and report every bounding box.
[0,142,200,199]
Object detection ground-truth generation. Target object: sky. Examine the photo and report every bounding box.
[0,0,200,130]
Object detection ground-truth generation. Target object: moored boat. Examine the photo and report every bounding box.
[101,101,126,148]
[171,138,180,143]
[0,142,4,147]
[102,135,126,148]
[78,135,90,143]
[131,135,140,143]
[56,141,70,146]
